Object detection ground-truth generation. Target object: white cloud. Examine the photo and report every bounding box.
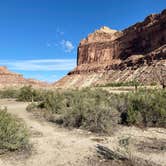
[0,59,76,71]
[61,40,74,53]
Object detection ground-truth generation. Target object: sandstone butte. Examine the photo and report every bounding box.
[0,66,49,89]
[54,9,166,88]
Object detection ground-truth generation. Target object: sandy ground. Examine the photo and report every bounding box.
[0,99,166,166]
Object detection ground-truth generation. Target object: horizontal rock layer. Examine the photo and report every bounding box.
[0,66,49,89]
[54,9,166,88]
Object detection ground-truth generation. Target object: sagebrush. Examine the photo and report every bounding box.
[0,107,29,151]
[27,88,166,133]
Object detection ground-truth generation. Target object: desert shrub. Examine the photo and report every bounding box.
[38,88,118,133]
[63,89,166,128]
[150,82,157,86]
[27,88,166,133]
[17,86,46,102]
[97,80,141,87]
[120,90,166,127]
[0,89,19,99]
[0,107,29,151]
[62,104,115,133]
[0,86,48,101]
[17,86,33,101]
[38,91,65,114]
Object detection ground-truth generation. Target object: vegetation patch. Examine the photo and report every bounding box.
[0,89,19,99]
[0,107,29,153]
[17,86,48,102]
[28,89,118,133]
[0,86,49,102]
[27,88,166,133]
[96,80,141,88]
[121,90,166,127]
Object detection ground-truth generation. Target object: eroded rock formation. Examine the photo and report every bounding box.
[55,9,166,88]
[0,66,49,89]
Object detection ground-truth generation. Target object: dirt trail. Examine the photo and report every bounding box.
[0,100,96,166]
[0,100,166,166]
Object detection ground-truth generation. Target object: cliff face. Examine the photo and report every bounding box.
[54,9,166,88]
[0,66,49,89]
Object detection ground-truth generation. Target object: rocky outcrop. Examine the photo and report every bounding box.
[0,66,49,89]
[54,9,166,88]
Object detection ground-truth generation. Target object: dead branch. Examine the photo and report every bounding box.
[96,144,128,160]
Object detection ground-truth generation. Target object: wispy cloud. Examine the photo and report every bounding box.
[27,74,58,83]
[46,28,74,53]
[61,40,74,53]
[0,59,76,71]
[56,28,64,36]
[46,42,51,47]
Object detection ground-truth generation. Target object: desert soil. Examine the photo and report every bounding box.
[0,99,166,166]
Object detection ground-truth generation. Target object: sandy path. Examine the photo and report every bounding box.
[0,100,166,166]
[0,101,96,166]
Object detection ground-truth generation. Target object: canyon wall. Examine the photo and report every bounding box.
[54,9,166,88]
[0,66,49,89]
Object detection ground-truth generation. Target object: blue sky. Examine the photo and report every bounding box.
[0,0,166,82]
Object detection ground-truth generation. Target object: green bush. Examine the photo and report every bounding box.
[17,86,46,102]
[0,108,29,151]
[125,90,166,127]
[39,91,65,114]
[37,88,118,133]
[0,89,19,99]
[96,80,141,87]
[0,86,47,102]
[62,104,115,133]
[27,88,166,133]
[17,86,35,102]
[58,89,166,128]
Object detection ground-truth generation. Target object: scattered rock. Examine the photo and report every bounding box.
[96,144,127,160]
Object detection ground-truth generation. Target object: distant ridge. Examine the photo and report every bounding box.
[0,66,49,89]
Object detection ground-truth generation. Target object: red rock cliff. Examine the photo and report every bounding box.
[54,9,166,88]
[0,66,49,89]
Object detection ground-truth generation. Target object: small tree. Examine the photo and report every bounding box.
[134,80,139,92]
[18,86,34,102]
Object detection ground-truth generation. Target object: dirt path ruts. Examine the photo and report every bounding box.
[0,101,96,166]
[0,100,166,166]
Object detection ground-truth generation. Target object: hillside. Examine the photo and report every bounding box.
[54,9,166,88]
[0,66,49,88]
